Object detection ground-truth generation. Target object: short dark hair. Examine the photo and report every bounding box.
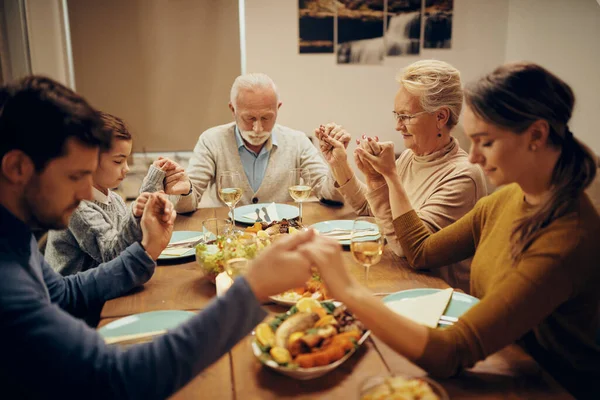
[0,76,111,171]
[98,111,132,144]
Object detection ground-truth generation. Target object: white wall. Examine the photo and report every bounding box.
[505,0,600,155]
[245,0,510,173]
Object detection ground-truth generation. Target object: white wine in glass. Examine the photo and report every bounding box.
[350,217,384,285]
[289,168,311,223]
[219,171,243,223]
[224,257,249,280]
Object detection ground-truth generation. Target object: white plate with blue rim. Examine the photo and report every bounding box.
[382,288,479,328]
[158,230,215,261]
[309,220,380,246]
[98,310,195,346]
[231,203,299,225]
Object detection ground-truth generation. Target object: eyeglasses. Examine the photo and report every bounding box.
[392,110,430,125]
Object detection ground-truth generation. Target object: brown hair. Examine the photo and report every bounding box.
[465,62,597,262]
[98,111,131,143]
[0,76,110,171]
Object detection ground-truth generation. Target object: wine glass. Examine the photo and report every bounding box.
[202,218,232,243]
[350,217,384,285]
[288,168,312,223]
[224,257,250,280]
[218,171,243,224]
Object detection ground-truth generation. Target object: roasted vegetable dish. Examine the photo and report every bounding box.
[254,299,367,369]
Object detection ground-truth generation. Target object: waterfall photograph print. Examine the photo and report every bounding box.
[423,0,452,49]
[386,0,423,56]
[298,0,336,53]
[336,0,385,65]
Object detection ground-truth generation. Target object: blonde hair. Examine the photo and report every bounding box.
[230,73,280,108]
[396,60,463,129]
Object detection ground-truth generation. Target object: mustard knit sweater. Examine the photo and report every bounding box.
[394,183,600,379]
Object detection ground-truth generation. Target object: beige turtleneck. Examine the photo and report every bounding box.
[337,137,487,293]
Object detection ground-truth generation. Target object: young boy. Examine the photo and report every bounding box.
[45,112,188,275]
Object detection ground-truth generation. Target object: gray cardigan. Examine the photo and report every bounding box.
[175,122,343,212]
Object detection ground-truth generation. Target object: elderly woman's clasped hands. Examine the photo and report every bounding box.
[315,123,397,181]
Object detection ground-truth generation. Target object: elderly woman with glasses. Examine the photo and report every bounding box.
[315,59,487,293]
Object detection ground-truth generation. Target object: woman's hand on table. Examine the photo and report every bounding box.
[245,229,318,302]
[140,193,176,260]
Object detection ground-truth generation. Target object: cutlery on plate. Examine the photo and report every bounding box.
[261,207,271,222]
[320,227,373,236]
[166,238,204,249]
[255,208,263,222]
[104,329,167,346]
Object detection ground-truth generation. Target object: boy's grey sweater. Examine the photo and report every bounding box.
[45,165,167,275]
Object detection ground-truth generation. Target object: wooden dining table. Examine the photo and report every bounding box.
[99,202,573,399]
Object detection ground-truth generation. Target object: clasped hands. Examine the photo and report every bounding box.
[315,123,397,179]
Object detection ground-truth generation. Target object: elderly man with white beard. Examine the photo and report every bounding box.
[174,73,343,212]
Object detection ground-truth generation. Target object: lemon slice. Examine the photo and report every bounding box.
[287,331,305,347]
[270,347,291,364]
[255,323,275,347]
[296,297,322,313]
[289,226,299,234]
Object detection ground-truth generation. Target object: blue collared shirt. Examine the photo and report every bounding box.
[234,126,278,192]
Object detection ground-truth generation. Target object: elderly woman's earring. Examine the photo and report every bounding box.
[437,132,442,138]
[530,144,537,151]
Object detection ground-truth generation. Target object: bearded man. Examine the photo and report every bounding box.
[174,73,343,212]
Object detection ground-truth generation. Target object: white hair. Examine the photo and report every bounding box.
[396,59,463,129]
[230,73,280,108]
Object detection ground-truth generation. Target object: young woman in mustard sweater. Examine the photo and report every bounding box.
[306,62,599,399]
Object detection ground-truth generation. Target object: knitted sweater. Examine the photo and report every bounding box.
[394,184,600,395]
[175,122,343,212]
[45,166,165,275]
[336,137,487,293]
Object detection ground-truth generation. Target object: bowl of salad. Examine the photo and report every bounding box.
[195,232,264,283]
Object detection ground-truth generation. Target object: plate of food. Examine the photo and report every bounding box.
[251,298,370,380]
[233,202,299,225]
[360,374,449,400]
[269,273,331,306]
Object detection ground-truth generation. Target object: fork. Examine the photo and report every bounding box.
[255,208,263,222]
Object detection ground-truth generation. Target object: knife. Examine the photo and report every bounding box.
[261,206,271,222]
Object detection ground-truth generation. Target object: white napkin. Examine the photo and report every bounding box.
[320,231,382,241]
[243,202,280,222]
[385,288,454,328]
[160,247,195,257]
[168,235,204,246]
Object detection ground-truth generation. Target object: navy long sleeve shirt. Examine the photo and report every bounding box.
[0,204,267,399]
